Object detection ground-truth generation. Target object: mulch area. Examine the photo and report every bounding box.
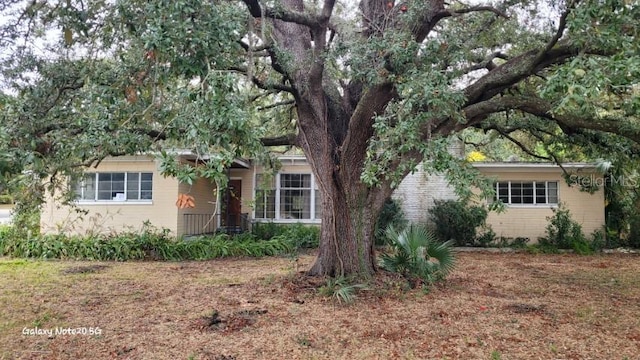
[1,251,639,359]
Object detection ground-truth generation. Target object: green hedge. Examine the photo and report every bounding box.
[0,228,293,261]
[253,222,319,249]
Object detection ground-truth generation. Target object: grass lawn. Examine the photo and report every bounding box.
[1,251,639,359]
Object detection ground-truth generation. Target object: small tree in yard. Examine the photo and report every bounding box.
[1,0,639,277]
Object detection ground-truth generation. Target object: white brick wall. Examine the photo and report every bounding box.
[392,167,458,223]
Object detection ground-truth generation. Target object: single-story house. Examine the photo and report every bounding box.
[41,154,321,236]
[393,162,605,240]
[41,154,605,240]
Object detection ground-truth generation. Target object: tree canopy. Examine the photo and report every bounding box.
[1,0,638,275]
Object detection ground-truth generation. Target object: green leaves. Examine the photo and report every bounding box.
[379,225,456,285]
[318,276,368,305]
[542,54,640,117]
[429,199,489,247]
[0,227,294,261]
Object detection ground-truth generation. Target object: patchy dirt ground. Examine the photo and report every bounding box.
[1,251,639,359]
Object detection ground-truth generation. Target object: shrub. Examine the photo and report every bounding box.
[173,235,293,259]
[374,198,407,246]
[429,199,487,246]
[252,222,289,240]
[627,215,640,248]
[500,237,530,249]
[475,233,530,249]
[288,223,320,249]
[475,226,497,247]
[589,228,607,252]
[0,227,293,261]
[269,223,320,249]
[10,204,40,238]
[538,204,600,254]
[539,204,588,250]
[379,225,456,286]
[252,222,319,249]
[0,225,10,254]
[0,194,13,204]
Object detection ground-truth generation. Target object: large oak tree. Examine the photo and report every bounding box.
[0,0,638,276]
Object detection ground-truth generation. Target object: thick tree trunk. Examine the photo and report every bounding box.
[308,183,380,277]
[300,118,394,277]
[260,0,400,277]
[290,82,397,277]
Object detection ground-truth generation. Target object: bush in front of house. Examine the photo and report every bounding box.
[626,215,640,249]
[171,234,293,259]
[251,222,289,240]
[252,222,320,249]
[429,199,488,246]
[374,198,408,246]
[0,194,13,204]
[0,224,11,253]
[268,223,320,249]
[0,226,293,261]
[537,204,595,254]
[253,199,404,249]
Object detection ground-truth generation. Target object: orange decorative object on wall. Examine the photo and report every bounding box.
[176,193,196,209]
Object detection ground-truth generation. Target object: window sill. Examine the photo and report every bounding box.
[254,218,321,224]
[505,204,558,208]
[76,201,153,206]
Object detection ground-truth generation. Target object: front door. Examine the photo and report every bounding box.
[221,179,242,228]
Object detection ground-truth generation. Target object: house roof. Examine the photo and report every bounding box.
[471,162,599,173]
[98,151,252,169]
[169,150,251,169]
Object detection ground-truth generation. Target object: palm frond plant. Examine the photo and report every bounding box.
[379,225,456,286]
[318,276,368,305]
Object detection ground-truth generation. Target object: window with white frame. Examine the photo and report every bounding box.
[495,181,558,205]
[280,174,311,219]
[75,172,153,201]
[255,174,276,219]
[254,173,321,221]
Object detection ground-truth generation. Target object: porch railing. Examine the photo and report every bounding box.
[182,214,216,236]
[216,213,251,235]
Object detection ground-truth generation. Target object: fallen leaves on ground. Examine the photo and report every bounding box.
[1,252,639,359]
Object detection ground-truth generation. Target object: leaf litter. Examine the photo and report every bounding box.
[1,252,639,359]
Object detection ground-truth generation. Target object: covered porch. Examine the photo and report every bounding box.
[177,155,254,237]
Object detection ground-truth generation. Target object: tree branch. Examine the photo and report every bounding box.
[526,130,571,176]
[39,81,85,117]
[257,99,295,110]
[463,40,610,106]
[34,115,168,142]
[133,128,166,141]
[252,77,295,93]
[462,95,640,144]
[342,83,396,162]
[228,66,295,93]
[238,40,272,53]
[415,4,509,42]
[261,133,297,146]
[460,51,509,74]
[485,125,554,161]
[445,5,509,19]
[241,0,322,29]
[533,0,579,66]
[320,0,336,21]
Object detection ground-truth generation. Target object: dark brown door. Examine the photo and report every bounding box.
[222,179,242,227]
